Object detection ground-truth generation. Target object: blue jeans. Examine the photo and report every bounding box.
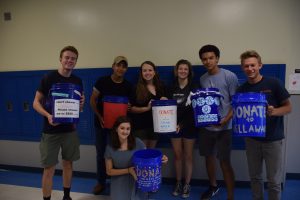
[95,126,109,185]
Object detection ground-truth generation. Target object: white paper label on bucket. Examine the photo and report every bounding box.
[54,99,80,118]
[152,105,177,133]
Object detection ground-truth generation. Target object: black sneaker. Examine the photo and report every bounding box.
[201,185,219,200]
[182,183,191,198]
[172,181,182,196]
[62,197,72,200]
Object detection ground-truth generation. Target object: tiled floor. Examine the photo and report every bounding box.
[0,169,299,200]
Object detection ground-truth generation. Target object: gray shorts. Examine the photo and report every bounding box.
[40,131,80,167]
[198,128,232,161]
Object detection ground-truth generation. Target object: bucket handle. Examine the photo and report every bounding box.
[191,90,224,99]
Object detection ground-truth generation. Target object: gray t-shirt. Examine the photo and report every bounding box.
[200,68,239,131]
[104,138,146,200]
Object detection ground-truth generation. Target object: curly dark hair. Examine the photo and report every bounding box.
[199,44,220,59]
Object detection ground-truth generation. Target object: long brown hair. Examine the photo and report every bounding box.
[110,116,136,150]
[135,61,164,104]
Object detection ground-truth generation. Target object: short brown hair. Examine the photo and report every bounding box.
[199,44,220,59]
[240,50,262,65]
[60,46,79,59]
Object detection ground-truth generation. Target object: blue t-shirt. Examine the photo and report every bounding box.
[200,68,239,131]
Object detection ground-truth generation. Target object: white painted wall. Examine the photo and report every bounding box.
[285,95,300,174]
[0,140,251,180]
[0,0,299,82]
[0,140,97,172]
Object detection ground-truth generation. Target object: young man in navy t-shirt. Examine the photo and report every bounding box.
[238,50,291,200]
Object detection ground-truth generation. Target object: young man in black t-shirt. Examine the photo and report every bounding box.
[33,46,85,200]
[90,56,132,195]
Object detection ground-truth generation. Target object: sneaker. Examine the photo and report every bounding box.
[201,185,219,200]
[172,181,182,196]
[93,184,105,195]
[182,183,191,198]
[62,197,72,200]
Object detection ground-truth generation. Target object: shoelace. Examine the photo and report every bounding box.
[183,184,190,193]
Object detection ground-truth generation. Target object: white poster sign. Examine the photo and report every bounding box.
[289,73,300,91]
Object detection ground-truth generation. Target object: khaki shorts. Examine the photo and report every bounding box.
[40,131,80,167]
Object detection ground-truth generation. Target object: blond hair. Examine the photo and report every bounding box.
[240,50,262,65]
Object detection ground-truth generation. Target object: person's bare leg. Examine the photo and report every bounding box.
[62,160,73,188]
[183,138,195,184]
[206,155,217,187]
[42,165,56,198]
[171,138,183,182]
[220,160,235,200]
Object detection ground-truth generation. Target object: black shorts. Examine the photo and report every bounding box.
[198,128,232,161]
[133,128,159,140]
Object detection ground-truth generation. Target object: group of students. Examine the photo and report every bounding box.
[33,44,291,200]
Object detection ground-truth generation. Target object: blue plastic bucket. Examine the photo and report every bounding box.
[232,93,267,137]
[132,149,162,192]
[191,88,222,127]
[103,96,128,129]
[50,83,82,124]
[152,100,177,134]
